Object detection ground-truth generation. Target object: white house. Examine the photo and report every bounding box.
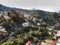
[24,13,30,19]
[56,31,60,36]
[37,22,40,26]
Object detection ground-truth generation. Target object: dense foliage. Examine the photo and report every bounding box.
[0,9,60,45]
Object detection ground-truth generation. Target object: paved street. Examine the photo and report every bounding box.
[0,26,22,44]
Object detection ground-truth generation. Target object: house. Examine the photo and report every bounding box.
[0,26,8,37]
[0,31,3,38]
[48,26,54,31]
[3,11,8,16]
[3,15,11,21]
[0,28,8,36]
[56,31,60,36]
[0,26,3,29]
[52,25,60,40]
[23,13,33,20]
[37,22,40,26]
[24,13,30,19]
[0,11,11,21]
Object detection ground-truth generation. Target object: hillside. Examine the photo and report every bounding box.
[0,4,60,45]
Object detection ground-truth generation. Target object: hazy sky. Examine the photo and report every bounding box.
[0,0,60,12]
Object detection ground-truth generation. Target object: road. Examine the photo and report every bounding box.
[0,27,22,44]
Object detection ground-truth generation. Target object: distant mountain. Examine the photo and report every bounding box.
[0,4,54,20]
[0,4,10,11]
[0,4,59,23]
[0,4,29,12]
[0,4,47,13]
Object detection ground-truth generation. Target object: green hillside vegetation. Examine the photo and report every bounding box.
[0,9,60,45]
